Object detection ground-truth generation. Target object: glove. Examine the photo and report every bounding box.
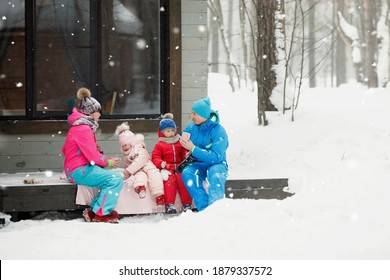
[155,195,165,206]
[124,175,135,188]
[160,169,172,181]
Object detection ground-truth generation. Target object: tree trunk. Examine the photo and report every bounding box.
[362,0,378,87]
[208,0,236,92]
[377,0,390,87]
[256,0,279,125]
[334,0,347,86]
[308,0,316,88]
[239,0,248,88]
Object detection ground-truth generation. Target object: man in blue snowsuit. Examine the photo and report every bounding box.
[179,96,229,211]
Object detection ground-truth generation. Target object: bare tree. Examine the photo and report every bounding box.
[255,0,281,125]
[362,0,378,87]
[308,0,316,88]
[208,0,238,92]
[377,0,390,87]
[333,0,348,86]
[239,0,249,88]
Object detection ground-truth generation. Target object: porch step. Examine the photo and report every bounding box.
[225,178,293,200]
[0,172,292,221]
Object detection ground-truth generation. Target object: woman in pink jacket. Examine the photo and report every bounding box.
[115,122,165,206]
[62,88,122,223]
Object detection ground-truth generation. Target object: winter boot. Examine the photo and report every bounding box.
[165,204,177,214]
[83,208,95,222]
[92,210,119,223]
[135,186,146,199]
[182,204,192,212]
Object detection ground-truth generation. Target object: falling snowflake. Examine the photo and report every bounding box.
[136,39,146,50]
[172,27,180,34]
[90,161,95,165]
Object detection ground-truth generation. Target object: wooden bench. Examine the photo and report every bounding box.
[0,172,292,221]
[226,178,292,200]
[0,172,79,213]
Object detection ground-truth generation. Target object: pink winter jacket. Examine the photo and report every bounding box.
[62,108,109,177]
[123,135,164,197]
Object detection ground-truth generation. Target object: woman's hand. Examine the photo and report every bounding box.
[109,156,121,168]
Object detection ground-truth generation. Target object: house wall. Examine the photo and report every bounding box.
[0,0,208,174]
[181,0,208,128]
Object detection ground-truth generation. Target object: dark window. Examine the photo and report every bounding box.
[0,0,26,117]
[0,0,166,119]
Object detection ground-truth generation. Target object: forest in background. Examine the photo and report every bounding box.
[207,0,390,124]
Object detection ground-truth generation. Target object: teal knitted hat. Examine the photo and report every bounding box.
[192,96,212,119]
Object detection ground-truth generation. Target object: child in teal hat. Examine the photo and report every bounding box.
[191,96,212,119]
[179,96,229,211]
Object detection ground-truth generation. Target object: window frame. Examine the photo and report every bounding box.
[0,0,182,134]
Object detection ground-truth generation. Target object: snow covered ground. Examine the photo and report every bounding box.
[1,74,390,278]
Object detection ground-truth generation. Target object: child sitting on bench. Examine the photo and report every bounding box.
[115,122,165,206]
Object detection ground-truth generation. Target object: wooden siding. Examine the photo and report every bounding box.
[0,132,158,173]
[181,0,208,128]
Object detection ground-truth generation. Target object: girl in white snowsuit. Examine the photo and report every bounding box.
[115,123,165,206]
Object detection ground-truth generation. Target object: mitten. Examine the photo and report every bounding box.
[155,195,165,205]
[135,185,146,199]
[124,175,135,188]
[160,169,172,181]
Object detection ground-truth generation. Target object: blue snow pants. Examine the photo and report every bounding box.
[181,162,228,211]
[69,165,123,216]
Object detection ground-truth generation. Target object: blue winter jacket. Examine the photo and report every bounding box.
[183,111,229,167]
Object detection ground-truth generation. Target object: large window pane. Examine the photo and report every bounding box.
[35,0,91,116]
[0,0,26,116]
[101,0,161,115]
[0,0,164,120]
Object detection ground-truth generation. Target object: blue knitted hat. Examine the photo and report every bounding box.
[192,96,212,119]
[159,113,176,132]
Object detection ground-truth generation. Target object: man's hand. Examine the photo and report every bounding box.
[180,137,195,151]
